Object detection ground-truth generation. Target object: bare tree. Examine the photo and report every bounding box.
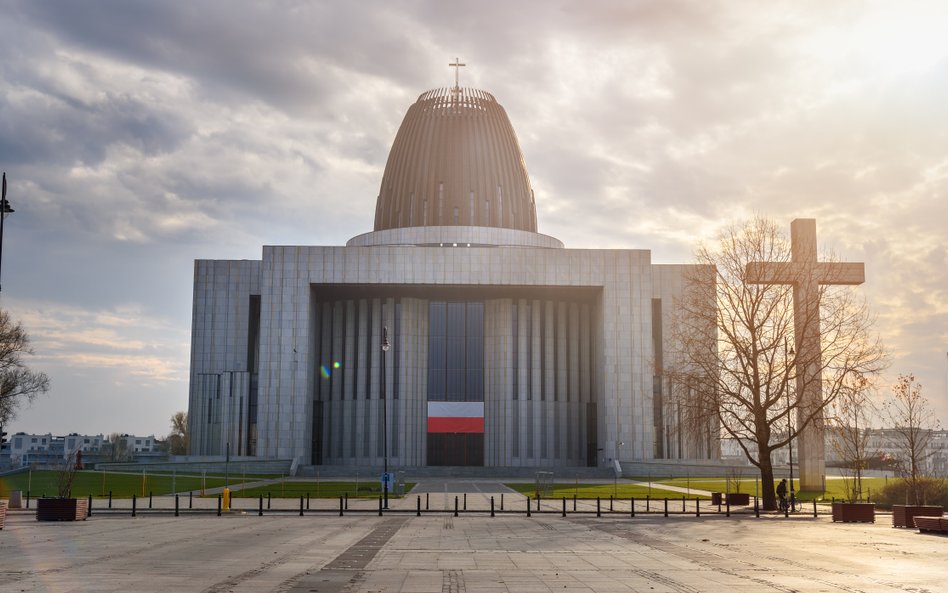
[667,217,885,510]
[829,373,877,502]
[883,374,940,505]
[167,411,189,455]
[104,433,130,462]
[0,309,50,424]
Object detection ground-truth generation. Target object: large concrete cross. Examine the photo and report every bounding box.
[746,219,865,491]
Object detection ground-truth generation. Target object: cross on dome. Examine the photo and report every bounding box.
[449,57,466,91]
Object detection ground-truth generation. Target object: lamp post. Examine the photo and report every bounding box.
[381,326,391,509]
[785,337,796,512]
[0,172,15,293]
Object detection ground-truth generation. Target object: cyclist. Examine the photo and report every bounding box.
[776,478,789,511]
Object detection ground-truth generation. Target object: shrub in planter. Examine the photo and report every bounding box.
[874,478,948,510]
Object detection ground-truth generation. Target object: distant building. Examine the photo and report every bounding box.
[0,432,160,467]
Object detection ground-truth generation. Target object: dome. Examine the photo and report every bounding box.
[374,87,537,233]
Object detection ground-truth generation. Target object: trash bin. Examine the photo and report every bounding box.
[8,491,22,509]
[711,492,722,506]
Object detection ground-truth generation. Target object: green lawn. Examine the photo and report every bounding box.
[651,476,891,501]
[0,470,261,499]
[230,480,416,499]
[503,482,710,500]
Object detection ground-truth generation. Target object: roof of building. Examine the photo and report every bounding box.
[374,87,537,233]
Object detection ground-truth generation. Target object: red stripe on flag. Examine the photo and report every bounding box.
[427,417,484,433]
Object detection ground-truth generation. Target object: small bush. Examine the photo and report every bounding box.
[873,478,948,509]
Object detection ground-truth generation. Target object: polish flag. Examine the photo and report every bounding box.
[427,401,484,433]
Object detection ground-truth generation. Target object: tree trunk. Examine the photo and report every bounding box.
[759,447,777,511]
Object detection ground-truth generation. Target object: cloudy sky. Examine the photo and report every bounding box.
[2,0,947,438]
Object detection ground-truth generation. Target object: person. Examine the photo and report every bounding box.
[776,478,788,509]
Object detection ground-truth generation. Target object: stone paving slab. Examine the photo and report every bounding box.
[1,506,944,593]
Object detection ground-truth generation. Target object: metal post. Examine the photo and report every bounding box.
[306,492,310,510]
[813,499,817,517]
[755,496,760,518]
[426,492,429,510]
[681,495,685,512]
[0,172,14,293]
[696,498,700,517]
[268,492,272,509]
[646,496,650,513]
[87,494,92,517]
[417,496,421,517]
[492,497,496,518]
[300,496,304,517]
[610,495,613,512]
[109,490,112,509]
[379,496,383,517]
[175,495,179,517]
[217,495,222,516]
[132,494,136,517]
[501,493,504,511]
[381,326,391,510]
[463,492,467,511]
[527,497,531,517]
[454,496,458,517]
[596,497,601,517]
[573,494,577,512]
[189,490,193,509]
[344,492,348,510]
[149,491,153,509]
[561,497,566,517]
[726,498,731,518]
[259,495,263,516]
[631,497,635,518]
[663,498,668,517]
[339,496,343,517]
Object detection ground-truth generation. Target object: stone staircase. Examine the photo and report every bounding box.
[297,465,614,479]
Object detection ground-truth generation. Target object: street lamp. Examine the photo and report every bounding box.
[0,172,15,293]
[381,326,391,509]
[785,337,796,512]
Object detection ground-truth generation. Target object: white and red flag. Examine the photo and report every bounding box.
[427,401,484,433]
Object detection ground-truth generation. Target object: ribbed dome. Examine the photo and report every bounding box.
[374,87,537,232]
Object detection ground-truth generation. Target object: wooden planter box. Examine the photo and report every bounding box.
[832,502,875,523]
[0,501,6,530]
[893,505,944,528]
[36,498,88,522]
[726,493,750,505]
[913,516,948,534]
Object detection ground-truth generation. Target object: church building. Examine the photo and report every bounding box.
[187,79,718,470]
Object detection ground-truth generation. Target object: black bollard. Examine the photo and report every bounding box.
[501,493,504,511]
[727,498,731,518]
[132,494,137,517]
[259,495,264,516]
[300,496,304,517]
[631,497,635,518]
[562,497,566,517]
[663,498,668,518]
[573,494,577,512]
[344,492,348,510]
[610,495,613,512]
[426,492,429,510]
[681,495,685,513]
[646,496,650,513]
[26,491,30,509]
[813,499,818,518]
[754,496,759,518]
[217,495,222,517]
[696,497,700,517]
[379,496,383,517]
[109,490,113,509]
[492,496,496,518]
[454,496,459,517]
[417,496,421,517]
[464,492,467,511]
[268,492,272,509]
[527,497,531,518]
[784,498,788,518]
[149,491,153,509]
[596,497,601,518]
[718,497,722,513]
[87,494,92,517]
[306,492,310,510]
[189,490,193,509]
[175,494,179,517]
[339,496,343,517]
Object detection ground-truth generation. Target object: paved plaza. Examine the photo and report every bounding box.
[1,482,945,593]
